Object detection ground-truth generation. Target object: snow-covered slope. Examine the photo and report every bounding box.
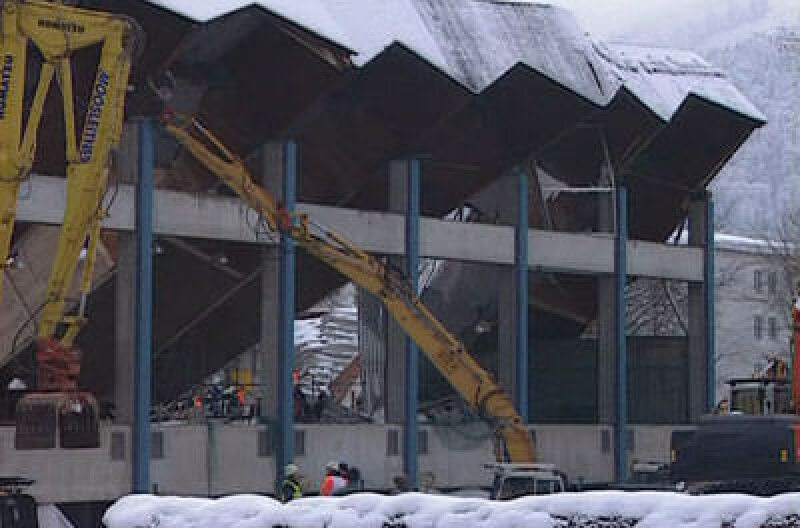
[704,24,800,236]
[592,0,800,237]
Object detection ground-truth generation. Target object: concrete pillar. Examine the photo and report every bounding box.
[596,181,615,425]
[706,198,716,409]
[515,169,529,422]
[114,236,135,425]
[613,183,628,483]
[259,143,283,422]
[596,151,629,482]
[114,124,137,426]
[384,160,410,425]
[688,193,711,421]
[496,170,528,417]
[497,273,516,398]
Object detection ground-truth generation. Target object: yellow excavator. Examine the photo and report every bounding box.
[0,0,139,449]
[0,0,540,480]
[160,112,536,464]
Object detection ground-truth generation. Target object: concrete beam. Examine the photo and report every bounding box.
[16,175,703,281]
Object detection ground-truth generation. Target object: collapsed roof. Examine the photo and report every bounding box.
[2,0,764,404]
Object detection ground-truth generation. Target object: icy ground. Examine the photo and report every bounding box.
[104,491,800,528]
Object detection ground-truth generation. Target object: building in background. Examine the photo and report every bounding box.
[714,233,795,402]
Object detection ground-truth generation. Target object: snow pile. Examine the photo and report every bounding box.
[104,491,800,528]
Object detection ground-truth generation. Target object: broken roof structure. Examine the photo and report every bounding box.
[2,0,764,405]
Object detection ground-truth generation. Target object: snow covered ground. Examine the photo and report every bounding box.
[104,491,800,528]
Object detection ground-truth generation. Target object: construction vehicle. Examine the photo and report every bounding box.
[0,0,548,492]
[669,300,800,495]
[159,111,541,473]
[0,0,139,449]
[485,463,566,499]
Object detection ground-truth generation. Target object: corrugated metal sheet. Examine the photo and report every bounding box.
[141,0,764,123]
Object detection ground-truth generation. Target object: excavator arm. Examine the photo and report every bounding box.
[0,0,139,449]
[162,113,535,462]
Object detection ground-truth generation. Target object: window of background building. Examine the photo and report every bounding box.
[769,317,777,340]
[768,271,777,295]
[754,315,763,340]
[754,270,764,293]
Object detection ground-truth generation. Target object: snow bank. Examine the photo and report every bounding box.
[104,491,800,528]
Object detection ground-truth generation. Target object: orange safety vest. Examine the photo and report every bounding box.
[320,475,347,496]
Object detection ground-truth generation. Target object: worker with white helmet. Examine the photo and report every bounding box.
[280,463,303,502]
[320,460,347,496]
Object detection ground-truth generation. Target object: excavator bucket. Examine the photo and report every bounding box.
[15,338,99,449]
[15,392,99,449]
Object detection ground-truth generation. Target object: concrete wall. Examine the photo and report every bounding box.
[0,426,130,503]
[629,425,695,466]
[150,425,210,496]
[532,425,614,484]
[0,423,684,503]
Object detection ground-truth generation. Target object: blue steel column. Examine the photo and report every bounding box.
[705,195,715,410]
[614,182,628,483]
[515,168,529,422]
[404,159,420,489]
[277,141,297,486]
[133,118,154,493]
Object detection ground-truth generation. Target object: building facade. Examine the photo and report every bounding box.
[714,234,794,402]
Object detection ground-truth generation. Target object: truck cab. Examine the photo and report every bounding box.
[486,463,567,499]
[727,377,792,415]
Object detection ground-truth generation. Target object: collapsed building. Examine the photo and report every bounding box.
[0,0,763,504]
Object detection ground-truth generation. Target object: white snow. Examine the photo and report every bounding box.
[37,505,74,528]
[147,1,351,48]
[143,0,761,123]
[104,491,800,528]
[145,0,448,71]
[596,42,766,122]
[320,1,448,70]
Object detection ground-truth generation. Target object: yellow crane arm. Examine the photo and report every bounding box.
[0,0,38,302]
[163,114,534,462]
[0,0,138,345]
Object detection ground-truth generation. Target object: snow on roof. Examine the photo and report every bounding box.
[142,0,763,123]
[597,43,766,122]
[411,0,612,100]
[104,491,800,528]
[146,0,353,49]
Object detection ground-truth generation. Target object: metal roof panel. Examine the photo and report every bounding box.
[141,0,763,123]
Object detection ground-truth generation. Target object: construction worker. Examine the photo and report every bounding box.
[320,460,347,496]
[280,464,303,502]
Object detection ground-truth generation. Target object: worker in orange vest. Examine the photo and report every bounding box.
[320,461,347,496]
[236,386,247,421]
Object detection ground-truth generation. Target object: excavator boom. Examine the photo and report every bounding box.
[0,0,139,449]
[162,113,535,462]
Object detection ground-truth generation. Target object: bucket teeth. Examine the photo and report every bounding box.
[15,391,99,449]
